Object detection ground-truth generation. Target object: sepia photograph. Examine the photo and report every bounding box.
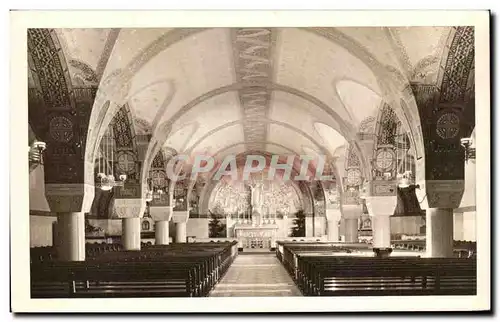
[9,10,491,313]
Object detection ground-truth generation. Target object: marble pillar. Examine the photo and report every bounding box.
[150,206,173,245]
[325,208,342,242]
[172,211,189,243]
[344,218,359,243]
[365,194,398,257]
[122,217,141,250]
[55,212,85,261]
[341,204,363,243]
[426,208,454,257]
[175,222,187,243]
[155,220,170,245]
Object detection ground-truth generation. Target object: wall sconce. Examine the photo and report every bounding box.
[397,170,420,189]
[398,171,413,188]
[152,189,164,200]
[96,172,126,191]
[461,138,475,163]
[29,141,46,169]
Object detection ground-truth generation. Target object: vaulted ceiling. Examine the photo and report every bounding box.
[31,27,453,173]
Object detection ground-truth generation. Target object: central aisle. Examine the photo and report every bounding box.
[209,253,302,297]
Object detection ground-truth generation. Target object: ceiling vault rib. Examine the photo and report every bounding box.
[233,28,276,152]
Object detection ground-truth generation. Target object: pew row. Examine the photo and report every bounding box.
[31,242,238,298]
[276,242,476,296]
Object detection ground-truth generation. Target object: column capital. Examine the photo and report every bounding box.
[325,208,342,222]
[45,183,95,213]
[415,180,465,209]
[365,195,398,217]
[149,206,173,222]
[341,204,363,220]
[172,211,189,223]
[113,198,146,218]
[361,180,398,198]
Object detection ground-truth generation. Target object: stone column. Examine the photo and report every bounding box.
[55,212,86,261]
[155,220,170,245]
[426,208,454,257]
[172,211,189,243]
[114,198,146,251]
[341,204,362,243]
[415,179,465,257]
[365,195,398,257]
[454,211,464,241]
[282,214,289,238]
[344,218,359,243]
[122,217,141,250]
[305,215,314,237]
[45,183,94,261]
[52,220,59,248]
[150,206,173,245]
[175,222,187,243]
[325,208,342,242]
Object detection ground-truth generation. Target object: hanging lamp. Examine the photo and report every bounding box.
[397,131,414,189]
[96,125,127,191]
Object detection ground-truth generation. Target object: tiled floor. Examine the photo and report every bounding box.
[209,254,302,297]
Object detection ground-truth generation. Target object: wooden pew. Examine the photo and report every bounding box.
[31,241,238,298]
[276,242,476,297]
[297,256,476,296]
[391,240,477,257]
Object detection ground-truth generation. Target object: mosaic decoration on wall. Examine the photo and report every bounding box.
[27,29,73,110]
[28,28,95,184]
[233,28,275,151]
[412,27,475,181]
[173,179,189,211]
[359,116,376,134]
[346,144,361,169]
[209,179,301,217]
[376,104,398,146]
[113,105,134,149]
[149,150,170,206]
[439,27,475,104]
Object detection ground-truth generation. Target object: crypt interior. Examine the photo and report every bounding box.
[28,27,477,297]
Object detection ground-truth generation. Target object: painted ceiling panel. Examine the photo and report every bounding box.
[268,91,344,143]
[176,91,241,151]
[164,123,198,153]
[268,123,320,157]
[56,28,111,70]
[391,27,449,68]
[390,27,450,83]
[189,123,244,157]
[128,80,175,126]
[334,27,401,69]
[128,28,235,129]
[314,122,347,154]
[102,28,173,78]
[335,80,382,125]
[275,28,381,127]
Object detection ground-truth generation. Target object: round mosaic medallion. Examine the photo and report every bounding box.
[151,170,166,188]
[436,112,460,139]
[117,151,136,173]
[375,148,395,171]
[49,116,73,142]
[346,169,362,186]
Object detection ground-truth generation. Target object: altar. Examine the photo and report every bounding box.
[234,223,278,249]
